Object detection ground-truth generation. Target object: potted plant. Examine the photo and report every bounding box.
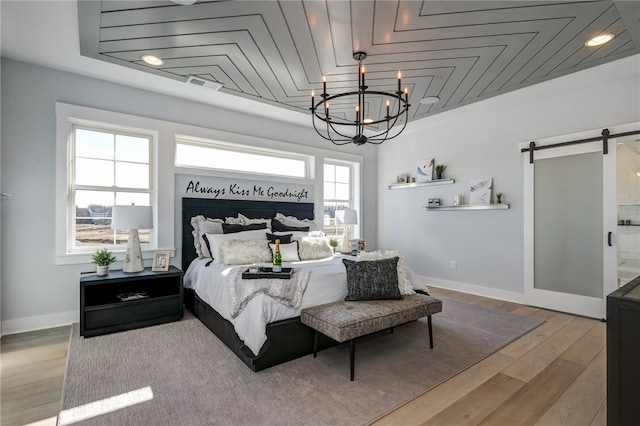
[435,164,446,180]
[496,192,503,204]
[328,237,340,253]
[91,248,117,276]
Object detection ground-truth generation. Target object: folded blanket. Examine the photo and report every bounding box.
[227,267,311,318]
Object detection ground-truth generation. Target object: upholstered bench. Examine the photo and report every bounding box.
[301,293,443,381]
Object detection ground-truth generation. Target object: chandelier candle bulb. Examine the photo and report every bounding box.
[311,90,314,109]
[322,74,326,96]
[361,65,365,87]
[386,100,390,117]
[398,71,402,93]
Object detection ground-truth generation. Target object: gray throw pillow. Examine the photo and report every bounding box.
[342,257,403,301]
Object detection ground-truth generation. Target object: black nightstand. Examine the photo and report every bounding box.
[80,266,183,337]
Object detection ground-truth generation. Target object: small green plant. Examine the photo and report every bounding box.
[496,192,503,203]
[91,248,116,266]
[328,237,340,248]
[435,164,446,179]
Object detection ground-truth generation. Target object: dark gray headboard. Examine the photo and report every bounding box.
[181,197,314,271]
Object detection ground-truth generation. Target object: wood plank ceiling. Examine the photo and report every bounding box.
[78,1,640,126]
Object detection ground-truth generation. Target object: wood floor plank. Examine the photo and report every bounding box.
[1,341,68,369]
[501,316,594,383]
[534,348,606,426]
[479,359,584,426]
[511,306,541,316]
[424,373,526,426]
[560,321,606,366]
[499,311,577,359]
[590,401,607,426]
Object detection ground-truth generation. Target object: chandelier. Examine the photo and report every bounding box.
[310,52,410,146]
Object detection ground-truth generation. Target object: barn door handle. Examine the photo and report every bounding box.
[608,232,613,247]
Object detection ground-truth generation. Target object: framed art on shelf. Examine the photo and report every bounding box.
[396,174,409,184]
[469,178,493,204]
[152,250,170,272]
[416,158,434,182]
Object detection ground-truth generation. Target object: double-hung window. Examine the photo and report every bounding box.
[323,161,356,237]
[70,125,153,251]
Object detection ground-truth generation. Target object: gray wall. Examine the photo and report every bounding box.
[377,54,640,301]
[0,58,378,332]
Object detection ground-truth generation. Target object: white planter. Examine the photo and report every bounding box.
[96,265,109,276]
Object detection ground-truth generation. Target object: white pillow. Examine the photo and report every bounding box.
[275,212,317,230]
[225,216,244,224]
[269,241,300,262]
[238,213,272,230]
[356,250,415,295]
[190,215,224,258]
[205,229,268,263]
[296,237,333,260]
[220,239,272,265]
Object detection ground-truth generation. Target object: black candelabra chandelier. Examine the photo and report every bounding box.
[311,52,410,146]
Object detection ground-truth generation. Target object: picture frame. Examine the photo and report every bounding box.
[416,158,434,182]
[396,174,409,184]
[469,178,493,205]
[152,250,170,272]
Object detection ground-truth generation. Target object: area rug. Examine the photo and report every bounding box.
[58,299,543,426]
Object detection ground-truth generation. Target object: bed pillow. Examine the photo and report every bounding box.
[342,257,403,301]
[296,237,334,260]
[357,250,415,296]
[275,212,317,230]
[190,215,224,258]
[238,213,272,230]
[205,229,269,262]
[222,222,268,234]
[266,232,293,244]
[268,241,300,262]
[220,239,272,265]
[225,216,244,224]
[271,219,310,232]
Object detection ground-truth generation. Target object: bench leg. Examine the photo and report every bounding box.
[350,339,356,381]
[313,331,318,358]
[428,315,434,349]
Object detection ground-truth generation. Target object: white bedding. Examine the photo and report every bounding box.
[184,255,430,355]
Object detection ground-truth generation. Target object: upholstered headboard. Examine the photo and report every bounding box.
[181,197,315,271]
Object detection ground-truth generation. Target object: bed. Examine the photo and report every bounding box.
[181,197,427,372]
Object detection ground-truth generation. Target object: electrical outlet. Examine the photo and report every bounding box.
[450,260,457,269]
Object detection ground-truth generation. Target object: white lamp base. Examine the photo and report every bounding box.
[123,229,144,273]
[340,226,352,254]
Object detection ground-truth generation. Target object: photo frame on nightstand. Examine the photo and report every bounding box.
[152,250,170,272]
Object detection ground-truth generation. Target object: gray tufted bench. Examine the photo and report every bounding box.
[301,293,442,381]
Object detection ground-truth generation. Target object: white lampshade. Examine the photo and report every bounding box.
[111,205,153,273]
[111,205,153,230]
[335,209,358,225]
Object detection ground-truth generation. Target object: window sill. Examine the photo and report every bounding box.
[55,248,175,266]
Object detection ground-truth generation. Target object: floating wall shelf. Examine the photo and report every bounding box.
[424,203,510,211]
[388,179,454,189]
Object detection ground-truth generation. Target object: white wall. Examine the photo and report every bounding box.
[0,58,378,333]
[378,54,640,302]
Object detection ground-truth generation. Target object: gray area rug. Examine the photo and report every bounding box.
[59,299,543,426]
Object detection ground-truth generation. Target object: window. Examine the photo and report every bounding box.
[323,161,355,237]
[175,137,311,178]
[70,125,153,251]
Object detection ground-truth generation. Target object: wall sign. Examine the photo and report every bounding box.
[176,174,313,202]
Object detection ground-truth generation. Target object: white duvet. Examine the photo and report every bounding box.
[183,255,429,355]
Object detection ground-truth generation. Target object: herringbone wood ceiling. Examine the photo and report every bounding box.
[78,1,640,124]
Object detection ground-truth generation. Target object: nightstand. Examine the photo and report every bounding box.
[80,266,183,337]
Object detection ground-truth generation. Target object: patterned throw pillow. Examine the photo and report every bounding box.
[219,239,272,265]
[342,257,403,301]
[356,250,415,295]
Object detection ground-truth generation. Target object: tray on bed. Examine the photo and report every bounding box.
[242,267,293,280]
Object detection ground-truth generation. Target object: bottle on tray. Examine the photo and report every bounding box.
[272,239,282,272]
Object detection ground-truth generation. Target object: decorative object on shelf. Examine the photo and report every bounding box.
[310,51,410,146]
[453,195,463,206]
[469,178,493,205]
[428,198,442,207]
[336,209,358,253]
[417,158,434,182]
[396,174,409,184]
[496,192,503,203]
[435,164,447,180]
[328,237,340,253]
[425,204,510,211]
[355,239,367,253]
[388,178,455,189]
[152,250,171,272]
[91,248,116,276]
[112,204,153,273]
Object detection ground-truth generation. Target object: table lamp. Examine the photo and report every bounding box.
[111,205,153,273]
[335,209,357,254]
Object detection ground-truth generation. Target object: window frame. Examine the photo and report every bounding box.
[323,159,359,238]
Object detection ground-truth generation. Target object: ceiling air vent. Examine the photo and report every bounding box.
[186,76,223,91]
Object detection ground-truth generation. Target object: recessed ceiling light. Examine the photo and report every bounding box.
[419,96,440,105]
[585,34,614,47]
[141,55,164,66]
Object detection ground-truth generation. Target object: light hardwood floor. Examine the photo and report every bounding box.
[1,288,606,426]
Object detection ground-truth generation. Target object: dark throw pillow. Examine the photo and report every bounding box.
[342,257,403,301]
[266,232,293,244]
[222,222,268,234]
[271,219,310,232]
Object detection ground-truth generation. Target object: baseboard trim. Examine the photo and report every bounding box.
[1,310,77,336]
[424,276,525,304]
